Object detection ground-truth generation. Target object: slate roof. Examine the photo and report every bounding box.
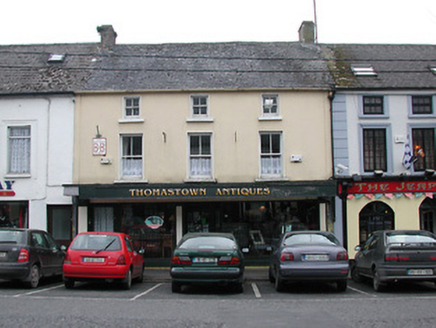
[1,40,436,95]
[0,42,332,95]
[321,44,436,90]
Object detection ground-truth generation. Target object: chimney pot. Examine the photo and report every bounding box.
[298,21,315,43]
[97,25,117,48]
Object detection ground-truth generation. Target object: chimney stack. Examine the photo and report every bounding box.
[298,21,315,43]
[97,25,117,48]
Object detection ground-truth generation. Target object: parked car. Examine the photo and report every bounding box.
[170,232,246,293]
[0,228,65,288]
[63,232,144,289]
[351,230,436,291]
[268,231,349,292]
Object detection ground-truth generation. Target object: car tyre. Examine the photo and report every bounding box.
[172,281,182,293]
[64,278,75,289]
[351,264,364,283]
[26,265,40,289]
[122,269,132,290]
[275,268,284,292]
[372,270,385,292]
[337,280,347,292]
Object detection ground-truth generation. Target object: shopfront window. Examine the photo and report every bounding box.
[0,202,28,228]
[359,201,394,244]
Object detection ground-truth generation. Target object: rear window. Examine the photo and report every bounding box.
[284,233,339,246]
[70,234,122,251]
[179,236,236,250]
[387,233,436,245]
[0,230,26,244]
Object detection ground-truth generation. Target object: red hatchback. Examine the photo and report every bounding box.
[63,232,144,289]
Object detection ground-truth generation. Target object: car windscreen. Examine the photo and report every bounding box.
[387,233,436,245]
[284,233,339,246]
[179,236,236,250]
[70,234,122,251]
[0,230,26,244]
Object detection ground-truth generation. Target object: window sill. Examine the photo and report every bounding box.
[4,173,31,179]
[258,116,282,121]
[255,177,289,182]
[114,179,148,184]
[184,178,217,183]
[186,117,214,123]
[118,118,145,124]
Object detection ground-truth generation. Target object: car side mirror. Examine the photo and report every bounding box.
[138,248,145,255]
[241,248,249,254]
[354,245,361,252]
[60,245,67,251]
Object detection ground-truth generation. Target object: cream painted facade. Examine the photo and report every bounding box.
[74,90,332,184]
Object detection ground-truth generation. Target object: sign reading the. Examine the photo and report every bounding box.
[347,181,436,194]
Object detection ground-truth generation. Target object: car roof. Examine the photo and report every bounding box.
[282,230,334,238]
[76,232,126,236]
[181,232,236,241]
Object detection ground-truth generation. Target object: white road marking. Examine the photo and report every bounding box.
[251,282,261,298]
[130,283,163,301]
[347,285,377,297]
[13,284,64,297]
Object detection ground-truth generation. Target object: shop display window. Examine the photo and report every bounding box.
[0,202,28,228]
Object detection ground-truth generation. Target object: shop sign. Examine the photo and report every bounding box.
[347,181,436,194]
[128,187,272,198]
[0,181,15,197]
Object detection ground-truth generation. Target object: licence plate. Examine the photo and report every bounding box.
[83,257,105,263]
[0,252,6,258]
[303,254,329,261]
[408,269,433,276]
[193,257,217,263]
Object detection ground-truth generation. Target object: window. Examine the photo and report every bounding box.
[124,97,140,117]
[191,95,208,117]
[412,128,435,171]
[412,96,433,115]
[189,134,212,178]
[121,135,143,178]
[262,95,278,116]
[260,132,282,177]
[363,128,387,172]
[363,96,384,115]
[351,65,377,76]
[8,126,31,174]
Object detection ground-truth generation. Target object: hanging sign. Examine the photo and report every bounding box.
[93,138,107,156]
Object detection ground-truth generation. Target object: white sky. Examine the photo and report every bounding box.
[2,0,436,45]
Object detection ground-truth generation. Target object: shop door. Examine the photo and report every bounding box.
[47,206,72,248]
[358,201,394,244]
[420,198,436,234]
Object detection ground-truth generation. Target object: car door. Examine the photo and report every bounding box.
[43,231,65,275]
[124,236,141,277]
[30,231,53,276]
[356,234,380,276]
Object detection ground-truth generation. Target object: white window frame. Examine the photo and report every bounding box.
[259,131,283,179]
[123,96,140,118]
[120,134,143,180]
[7,125,31,176]
[262,94,279,116]
[187,132,213,181]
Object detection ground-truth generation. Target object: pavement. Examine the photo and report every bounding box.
[144,266,269,282]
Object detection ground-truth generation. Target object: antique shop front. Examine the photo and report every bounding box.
[70,181,337,265]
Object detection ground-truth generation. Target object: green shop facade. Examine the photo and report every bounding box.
[66,181,337,265]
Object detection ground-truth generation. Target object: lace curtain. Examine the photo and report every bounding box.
[9,126,31,174]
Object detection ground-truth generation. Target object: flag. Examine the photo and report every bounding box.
[402,134,413,169]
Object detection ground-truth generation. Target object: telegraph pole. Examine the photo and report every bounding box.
[313,0,318,43]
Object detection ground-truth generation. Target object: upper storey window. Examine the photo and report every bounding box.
[8,126,31,175]
[124,97,140,118]
[412,96,433,115]
[363,96,384,115]
[262,95,278,116]
[191,95,208,117]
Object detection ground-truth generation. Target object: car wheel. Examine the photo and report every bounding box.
[372,270,385,292]
[26,265,40,289]
[351,264,364,283]
[172,281,182,293]
[337,280,347,292]
[275,268,284,292]
[64,278,75,289]
[268,266,276,283]
[135,266,144,283]
[122,269,132,290]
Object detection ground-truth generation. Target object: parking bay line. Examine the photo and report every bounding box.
[347,285,377,297]
[251,283,261,298]
[130,283,163,301]
[13,284,64,297]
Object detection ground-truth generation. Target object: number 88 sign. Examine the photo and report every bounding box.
[93,138,107,156]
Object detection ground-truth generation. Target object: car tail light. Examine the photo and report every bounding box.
[336,252,348,261]
[116,255,126,265]
[218,256,241,265]
[430,256,436,261]
[17,249,29,263]
[385,255,410,261]
[63,253,71,264]
[171,256,192,265]
[280,251,294,261]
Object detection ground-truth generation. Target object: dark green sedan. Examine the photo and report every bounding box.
[170,233,246,293]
